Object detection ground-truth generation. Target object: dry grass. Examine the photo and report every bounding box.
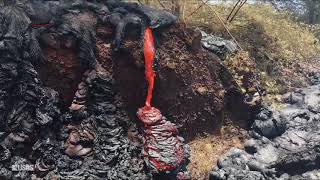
[178,1,320,63]
[188,123,248,180]
[184,2,320,91]
[133,0,320,92]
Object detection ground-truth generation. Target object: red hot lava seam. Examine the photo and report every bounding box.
[31,24,51,28]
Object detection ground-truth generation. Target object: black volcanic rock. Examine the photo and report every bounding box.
[209,74,320,180]
[0,1,180,179]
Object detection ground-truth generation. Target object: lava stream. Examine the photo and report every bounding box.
[143,27,155,109]
[138,27,190,179]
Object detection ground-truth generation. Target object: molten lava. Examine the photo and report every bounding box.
[137,107,186,173]
[137,27,190,178]
[143,27,155,108]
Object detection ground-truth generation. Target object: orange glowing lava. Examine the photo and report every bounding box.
[143,27,155,109]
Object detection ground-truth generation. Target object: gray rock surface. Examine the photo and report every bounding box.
[201,31,238,58]
[210,74,320,180]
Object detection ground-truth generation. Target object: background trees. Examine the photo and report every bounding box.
[266,0,320,24]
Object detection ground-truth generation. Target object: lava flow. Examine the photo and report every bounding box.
[137,27,190,179]
[137,106,188,175]
[143,27,155,109]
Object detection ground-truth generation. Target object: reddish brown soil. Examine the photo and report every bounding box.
[36,23,250,140]
[96,24,246,140]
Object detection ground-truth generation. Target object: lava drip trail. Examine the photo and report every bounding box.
[143,27,156,109]
[137,27,191,179]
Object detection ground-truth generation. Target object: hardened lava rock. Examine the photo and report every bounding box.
[0,0,179,179]
[64,124,95,157]
[209,74,320,180]
[200,31,238,58]
[0,4,58,152]
[137,107,190,179]
[106,1,177,50]
[0,5,62,180]
[52,65,147,179]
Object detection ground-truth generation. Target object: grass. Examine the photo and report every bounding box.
[185,2,320,92]
[133,0,320,93]
[188,123,247,180]
[181,2,320,62]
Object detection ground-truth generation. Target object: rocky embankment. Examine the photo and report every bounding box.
[210,73,320,180]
